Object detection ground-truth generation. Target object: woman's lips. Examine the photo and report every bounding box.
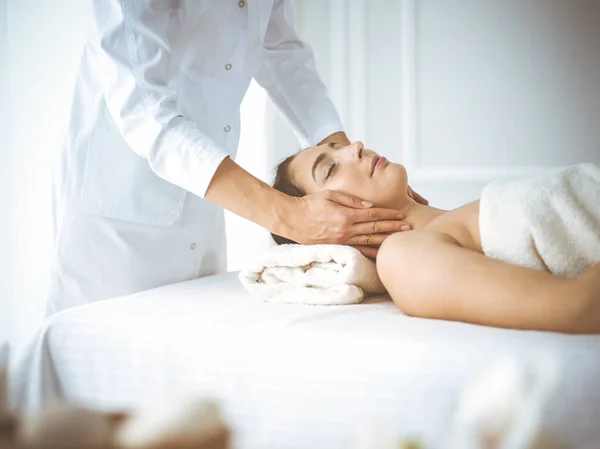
[373,156,387,174]
[371,156,387,176]
[371,156,379,175]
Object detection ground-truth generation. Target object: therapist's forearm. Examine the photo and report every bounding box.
[204,156,289,235]
[204,132,349,233]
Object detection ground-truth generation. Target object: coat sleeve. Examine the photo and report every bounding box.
[253,0,345,147]
[91,0,230,198]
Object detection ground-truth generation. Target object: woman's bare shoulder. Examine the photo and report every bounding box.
[424,200,482,253]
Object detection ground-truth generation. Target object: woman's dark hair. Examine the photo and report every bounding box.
[271,152,306,245]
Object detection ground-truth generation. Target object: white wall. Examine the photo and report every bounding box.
[6,0,92,358]
[366,0,600,207]
[410,0,600,206]
[0,0,10,347]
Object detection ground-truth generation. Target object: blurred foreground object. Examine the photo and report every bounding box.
[447,353,561,449]
[15,400,229,449]
[115,400,229,449]
[0,345,229,449]
[17,406,115,449]
[1,343,16,449]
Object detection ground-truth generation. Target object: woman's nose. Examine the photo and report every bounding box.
[349,141,364,161]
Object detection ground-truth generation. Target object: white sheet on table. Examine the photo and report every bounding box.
[11,272,600,449]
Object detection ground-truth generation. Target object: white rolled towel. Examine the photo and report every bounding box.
[239,244,386,305]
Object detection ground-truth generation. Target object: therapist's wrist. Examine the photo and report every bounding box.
[270,191,301,239]
[205,156,289,233]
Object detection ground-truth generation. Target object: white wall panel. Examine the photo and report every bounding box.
[416,0,600,170]
[319,0,600,208]
[366,1,405,162]
[0,0,10,347]
[7,0,91,358]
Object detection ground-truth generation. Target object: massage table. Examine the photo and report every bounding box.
[11,272,600,448]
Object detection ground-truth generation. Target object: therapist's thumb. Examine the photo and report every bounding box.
[322,190,372,209]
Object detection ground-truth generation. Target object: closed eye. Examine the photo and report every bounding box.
[325,163,336,179]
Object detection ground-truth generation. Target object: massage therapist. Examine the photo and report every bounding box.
[46,0,425,315]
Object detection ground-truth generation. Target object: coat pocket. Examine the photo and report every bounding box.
[80,100,186,226]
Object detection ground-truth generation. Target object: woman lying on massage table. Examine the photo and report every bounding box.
[270,141,600,334]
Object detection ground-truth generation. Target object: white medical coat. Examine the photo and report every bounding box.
[48,0,343,315]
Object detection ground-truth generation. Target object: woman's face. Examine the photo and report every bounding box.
[289,141,409,209]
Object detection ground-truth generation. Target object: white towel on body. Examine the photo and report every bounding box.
[479,163,600,278]
[239,244,386,305]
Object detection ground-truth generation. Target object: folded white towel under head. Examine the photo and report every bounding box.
[239,244,386,305]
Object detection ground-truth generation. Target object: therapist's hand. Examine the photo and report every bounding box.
[409,185,429,205]
[281,190,411,259]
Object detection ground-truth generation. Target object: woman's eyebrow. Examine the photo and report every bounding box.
[311,153,327,182]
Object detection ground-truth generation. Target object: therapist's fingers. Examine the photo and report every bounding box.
[409,186,429,205]
[323,190,407,222]
[322,189,377,210]
[352,245,379,260]
[350,220,411,237]
[349,206,407,224]
[345,232,402,248]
